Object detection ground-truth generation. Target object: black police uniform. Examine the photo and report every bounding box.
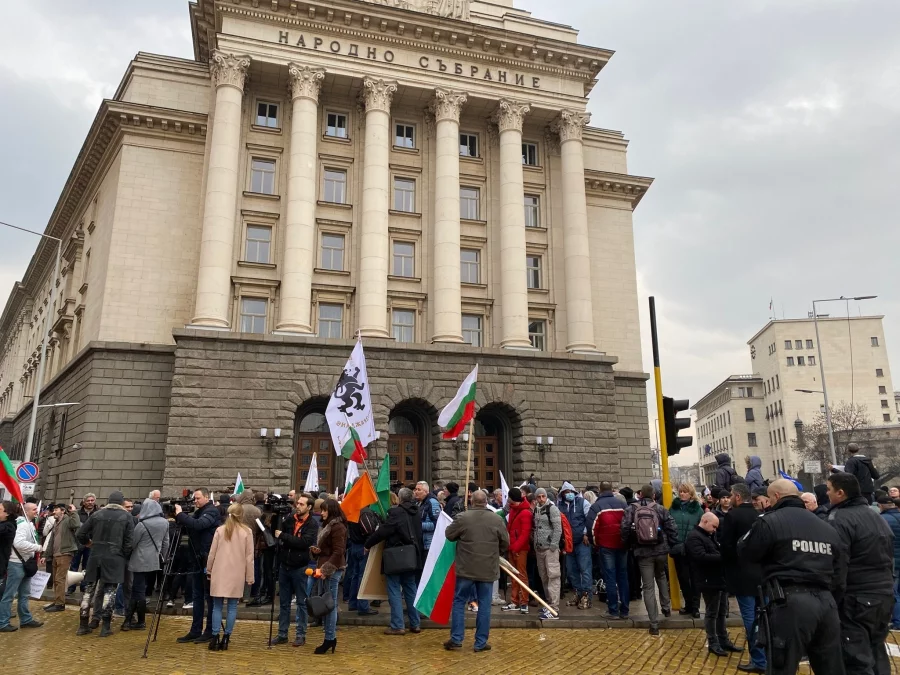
[738,495,845,675]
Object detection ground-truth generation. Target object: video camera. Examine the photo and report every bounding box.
[161,496,195,517]
[263,494,293,516]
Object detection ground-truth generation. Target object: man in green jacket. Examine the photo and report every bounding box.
[444,490,509,653]
[44,504,80,613]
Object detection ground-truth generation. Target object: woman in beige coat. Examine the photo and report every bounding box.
[207,502,254,651]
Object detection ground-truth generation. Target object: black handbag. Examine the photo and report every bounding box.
[306,578,335,618]
[382,515,418,575]
[13,547,39,578]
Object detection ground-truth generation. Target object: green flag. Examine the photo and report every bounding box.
[375,455,391,518]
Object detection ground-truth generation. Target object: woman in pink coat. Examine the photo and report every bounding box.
[206,502,254,651]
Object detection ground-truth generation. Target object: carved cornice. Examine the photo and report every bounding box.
[584,170,654,209]
[431,88,467,123]
[553,109,591,143]
[210,50,251,91]
[361,77,398,113]
[288,63,325,101]
[493,99,530,133]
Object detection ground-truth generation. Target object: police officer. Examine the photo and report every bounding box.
[738,479,845,675]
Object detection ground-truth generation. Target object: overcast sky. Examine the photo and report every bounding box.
[1,1,898,467]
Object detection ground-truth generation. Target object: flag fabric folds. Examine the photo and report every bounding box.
[234,472,245,495]
[375,455,391,518]
[326,341,377,457]
[344,460,359,496]
[339,418,367,462]
[779,470,804,491]
[414,511,457,624]
[0,448,23,504]
[499,470,510,507]
[438,365,478,439]
[304,453,319,492]
[341,471,378,523]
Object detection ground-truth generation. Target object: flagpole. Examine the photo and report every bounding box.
[462,418,474,511]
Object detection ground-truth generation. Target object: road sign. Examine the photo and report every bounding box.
[15,461,39,483]
[804,460,822,475]
[20,483,35,496]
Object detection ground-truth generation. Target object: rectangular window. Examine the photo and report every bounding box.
[747,432,758,447]
[876,368,884,377]
[323,169,347,204]
[795,340,803,350]
[459,133,478,158]
[325,112,348,138]
[256,101,279,128]
[879,386,887,394]
[786,356,795,366]
[460,249,480,284]
[806,339,814,349]
[745,408,754,422]
[882,399,889,408]
[393,177,416,212]
[244,225,272,263]
[727,411,731,425]
[808,355,816,366]
[526,255,541,289]
[318,303,343,338]
[240,297,267,334]
[884,414,892,423]
[320,234,345,271]
[462,314,483,347]
[522,142,538,166]
[784,340,792,350]
[395,123,415,148]
[392,241,415,277]
[797,356,805,366]
[748,386,755,396]
[460,187,480,220]
[250,158,276,194]
[391,309,415,343]
[528,320,546,351]
[871,336,880,347]
[774,377,778,390]
[524,195,540,228]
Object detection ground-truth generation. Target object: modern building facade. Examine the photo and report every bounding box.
[0,0,653,500]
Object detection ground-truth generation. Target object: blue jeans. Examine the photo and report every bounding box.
[346,543,370,613]
[450,578,492,649]
[323,570,342,641]
[566,541,593,594]
[599,547,630,616]
[211,597,238,636]
[277,566,310,639]
[386,572,420,630]
[0,562,33,628]
[189,571,213,636]
[736,595,767,668]
[892,577,900,628]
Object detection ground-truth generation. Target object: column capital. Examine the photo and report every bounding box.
[288,63,325,102]
[362,77,398,113]
[553,109,591,143]
[431,88,467,123]
[493,99,531,133]
[210,50,251,91]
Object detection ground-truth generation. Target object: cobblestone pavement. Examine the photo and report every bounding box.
[4,610,900,674]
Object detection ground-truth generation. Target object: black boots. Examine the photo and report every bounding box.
[121,600,137,631]
[708,639,728,657]
[314,638,337,654]
[208,634,220,651]
[720,638,744,653]
[132,601,147,630]
[208,634,230,651]
[99,616,113,638]
[76,616,92,636]
[220,634,230,651]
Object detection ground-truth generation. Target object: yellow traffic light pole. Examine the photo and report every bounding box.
[649,296,682,611]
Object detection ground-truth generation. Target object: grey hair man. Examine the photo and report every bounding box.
[532,488,562,620]
[800,492,817,512]
[414,481,441,553]
[148,490,161,502]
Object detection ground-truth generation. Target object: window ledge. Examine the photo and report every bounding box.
[314,268,351,276]
[526,226,548,233]
[237,261,277,270]
[389,210,421,218]
[388,275,422,283]
[322,134,351,145]
[392,146,420,155]
[79,282,89,295]
[242,191,281,201]
[528,287,550,294]
[461,218,487,226]
[251,124,282,135]
[461,282,487,289]
[460,155,484,164]
[317,200,352,209]
[523,164,543,172]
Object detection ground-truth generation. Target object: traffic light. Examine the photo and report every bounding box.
[663,396,692,456]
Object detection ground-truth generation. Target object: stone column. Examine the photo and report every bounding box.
[494,99,532,349]
[358,78,398,338]
[431,88,467,343]
[191,51,251,328]
[276,64,325,334]
[555,110,598,352]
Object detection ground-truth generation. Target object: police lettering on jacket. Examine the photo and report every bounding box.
[791,539,833,555]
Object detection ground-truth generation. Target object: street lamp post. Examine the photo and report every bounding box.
[1,221,62,465]
[811,295,877,466]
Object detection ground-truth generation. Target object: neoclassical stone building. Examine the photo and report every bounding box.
[0,0,653,499]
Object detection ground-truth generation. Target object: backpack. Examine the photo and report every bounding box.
[633,503,661,545]
[359,509,381,538]
[544,507,573,553]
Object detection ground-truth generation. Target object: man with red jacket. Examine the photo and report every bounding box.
[500,487,532,614]
[587,482,629,619]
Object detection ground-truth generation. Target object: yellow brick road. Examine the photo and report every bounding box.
[3,612,898,674]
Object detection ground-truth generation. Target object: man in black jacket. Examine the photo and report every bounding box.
[366,488,423,635]
[75,491,134,637]
[686,512,742,657]
[714,454,740,491]
[826,472,894,675]
[269,493,319,647]
[719,483,766,674]
[840,442,880,505]
[173,488,221,644]
[738,479,844,675]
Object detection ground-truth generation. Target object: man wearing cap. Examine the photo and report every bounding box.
[532,488,562,621]
[43,503,80,613]
[75,491,135,637]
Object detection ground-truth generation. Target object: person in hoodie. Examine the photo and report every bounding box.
[744,456,765,494]
[837,442,880,504]
[443,482,463,516]
[669,483,703,618]
[558,481,592,609]
[714,453,741,491]
[123,498,170,632]
[587,482,630,619]
[500,487,533,614]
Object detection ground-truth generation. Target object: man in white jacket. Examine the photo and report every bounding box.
[0,502,44,632]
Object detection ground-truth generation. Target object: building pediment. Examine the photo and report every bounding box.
[584,170,654,210]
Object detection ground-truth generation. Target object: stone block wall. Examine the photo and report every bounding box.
[614,373,654,487]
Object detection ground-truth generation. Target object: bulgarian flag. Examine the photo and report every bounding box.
[339,415,367,463]
[438,365,478,439]
[0,448,24,504]
[414,511,457,624]
[234,473,245,495]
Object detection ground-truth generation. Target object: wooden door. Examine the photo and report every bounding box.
[296,435,331,491]
[472,436,499,492]
[387,436,419,485]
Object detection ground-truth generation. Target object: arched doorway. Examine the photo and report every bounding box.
[294,404,333,492]
[387,400,435,486]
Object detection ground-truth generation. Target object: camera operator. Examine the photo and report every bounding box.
[269,493,319,647]
[174,488,221,644]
